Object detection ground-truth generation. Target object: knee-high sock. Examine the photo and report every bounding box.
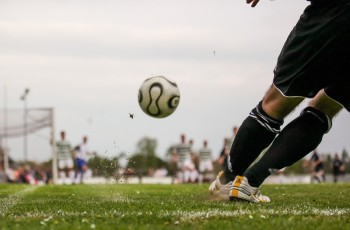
[224,101,283,182]
[244,107,331,187]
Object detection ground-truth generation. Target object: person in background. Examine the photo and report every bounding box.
[217,138,230,171]
[332,153,345,183]
[198,140,214,183]
[226,126,239,150]
[173,134,196,183]
[305,149,325,183]
[73,136,91,184]
[56,130,74,184]
[189,138,200,183]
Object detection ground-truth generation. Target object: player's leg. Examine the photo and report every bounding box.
[183,169,190,184]
[177,162,184,183]
[62,160,70,184]
[67,159,74,184]
[228,90,343,202]
[222,84,303,182]
[73,158,82,184]
[80,162,87,184]
[198,162,204,184]
[58,160,66,185]
[206,161,214,182]
[190,169,199,183]
[243,90,343,188]
[209,85,302,197]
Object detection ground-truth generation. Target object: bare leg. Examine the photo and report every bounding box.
[309,89,343,118]
[262,85,304,120]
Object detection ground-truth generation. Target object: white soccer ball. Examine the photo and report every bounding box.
[138,76,180,118]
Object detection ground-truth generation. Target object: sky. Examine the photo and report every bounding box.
[1,0,349,163]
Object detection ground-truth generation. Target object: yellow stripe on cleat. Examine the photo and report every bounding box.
[233,176,243,187]
[231,189,239,197]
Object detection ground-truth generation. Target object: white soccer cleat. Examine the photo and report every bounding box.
[229,176,270,203]
[208,171,232,200]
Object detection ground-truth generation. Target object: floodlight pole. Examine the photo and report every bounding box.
[50,108,58,184]
[20,88,29,164]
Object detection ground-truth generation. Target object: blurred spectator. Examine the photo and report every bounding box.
[198,140,214,183]
[218,138,230,170]
[0,165,5,183]
[188,138,199,183]
[154,166,168,178]
[304,149,325,183]
[173,134,197,183]
[168,149,179,184]
[333,154,345,183]
[226,126,239,150]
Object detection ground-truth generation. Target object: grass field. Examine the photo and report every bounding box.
[1,183,350,230]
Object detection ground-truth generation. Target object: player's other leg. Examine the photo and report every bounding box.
[240,90,343,201]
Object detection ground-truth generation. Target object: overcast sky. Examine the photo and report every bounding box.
[1,0,349,163]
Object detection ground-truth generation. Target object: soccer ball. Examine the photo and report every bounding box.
[138,76,180,118]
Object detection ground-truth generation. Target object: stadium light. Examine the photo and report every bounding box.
[20,88,30,163]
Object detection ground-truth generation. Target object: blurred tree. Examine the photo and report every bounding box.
[137,137,157,157]
[342,149,349,163]
[284,159,306,174]
[342,148,349,174]
[127,137,166,176]
[87,154,119,178]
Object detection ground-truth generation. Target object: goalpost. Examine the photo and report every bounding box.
[0,108,58,184]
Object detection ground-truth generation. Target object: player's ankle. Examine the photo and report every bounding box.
[222,168,236,184]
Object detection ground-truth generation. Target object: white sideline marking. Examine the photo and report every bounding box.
[0,186,38,216]
[159,208,350,221]
[11,207,350,220]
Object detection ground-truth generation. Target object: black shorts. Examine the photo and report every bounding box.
[273,0,350,112]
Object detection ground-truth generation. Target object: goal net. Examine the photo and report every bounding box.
[0,108,58,183]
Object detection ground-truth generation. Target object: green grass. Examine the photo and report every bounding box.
[1,183,350,230]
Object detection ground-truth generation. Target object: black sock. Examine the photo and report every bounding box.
[224,101,283,182]
[244,107,331,187]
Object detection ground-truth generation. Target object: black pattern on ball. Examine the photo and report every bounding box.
[168,96,180,108]
[146,82,163,116]
[138,76,180,118]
